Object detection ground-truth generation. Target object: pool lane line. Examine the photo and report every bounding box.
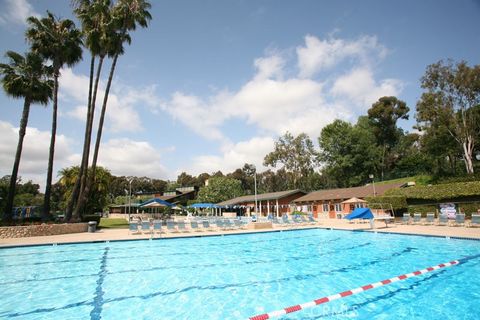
[90,246,109,320]
[248,253,480,320]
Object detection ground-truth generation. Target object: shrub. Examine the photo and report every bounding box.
[386,181,480,201]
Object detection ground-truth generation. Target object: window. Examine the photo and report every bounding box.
[323,204,329,212]
[334,203,342,212]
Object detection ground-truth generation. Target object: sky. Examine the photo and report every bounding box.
[0,0,479,189]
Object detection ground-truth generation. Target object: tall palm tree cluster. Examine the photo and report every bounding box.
[0,0,152,223]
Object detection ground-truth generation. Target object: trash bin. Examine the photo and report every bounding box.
[88,221,97,233]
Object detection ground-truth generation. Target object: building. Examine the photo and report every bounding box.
[293,182,405,218]
[109,186,198,215]
[217,189,306,217]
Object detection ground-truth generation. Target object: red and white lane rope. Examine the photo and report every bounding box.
[249,259,461,320]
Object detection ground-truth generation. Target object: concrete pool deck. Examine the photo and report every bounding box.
[0,218,479,247]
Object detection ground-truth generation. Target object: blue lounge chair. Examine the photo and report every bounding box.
[153,220,163,235]
[233,219,247,229]
[437,214,448,226]
[401,213,411,224]
[141,221,152,235]
[454,213,465,227]
[467,214,480,227]
[129,222,139,234]
[177,221,189,232]
[166,221,178,232]
[413,213,422,224]
[307,214,319,224]
[424,213,435,225]
[190,221,202,232]
[202,220,215,231]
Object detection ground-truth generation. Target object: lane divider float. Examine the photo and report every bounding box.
[249,254,480,320]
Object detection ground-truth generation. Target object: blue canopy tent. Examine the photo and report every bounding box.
[139,198,174,207]
[344,207,374,220]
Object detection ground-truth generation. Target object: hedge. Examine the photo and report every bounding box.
[365,196,407,210]
[82,214,101,224]
[385,181,480,201]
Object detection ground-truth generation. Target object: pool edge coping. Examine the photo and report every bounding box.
[0,226,479,249]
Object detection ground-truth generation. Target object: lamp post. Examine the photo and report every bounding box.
[369,174,376,197]
[254,170,258,217]
[127,177,133,222]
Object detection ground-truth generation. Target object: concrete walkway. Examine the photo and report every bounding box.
[0,219,479,248]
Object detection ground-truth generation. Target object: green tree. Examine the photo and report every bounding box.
[197,176,243,203]
[78,0,152,217]
[368,96,409,180]
[0,51,53,221]
[59,166,112,214]
[417,60,480,174]
[264,132,319,188]
[176,172,197,187]
[68,0,114,221]
[318,118,381,187]
[26,12,83,220]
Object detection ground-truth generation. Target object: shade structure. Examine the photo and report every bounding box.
[139,198,174,208]
[341,197,367,204]
[188,203,222,209]
[344,207,374,220]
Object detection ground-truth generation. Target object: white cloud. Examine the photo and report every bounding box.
[156,34,403,175]
[0,121,170,187]
[97,138,168,178]
[331,67,403,108]
[296,34,388,78]
[0,0,39,26]
[187,136,275,175]
[0,121,78,189]
[59,68,143,133]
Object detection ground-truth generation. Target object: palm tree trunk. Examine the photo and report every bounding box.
[73,56,104,220]
[4,98,31,222]
[66,56,95,221]
[43,71,59,221]
[79,54,119,215]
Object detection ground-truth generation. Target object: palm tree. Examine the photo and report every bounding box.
[76,0,152,216]
[67,0,113,221]
[26,12,83,221]
[0,51,53,222]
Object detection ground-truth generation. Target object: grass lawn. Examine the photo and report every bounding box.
[98,218,129,229]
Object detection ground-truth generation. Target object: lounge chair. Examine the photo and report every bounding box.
[141,221,152,235]
[424,213,435,225]
[202,220,216,231]
[153,220,163,235]
[233,219,247,229]
[166,220,179,232]
[401,213,411,224]
[412,213,422,224]
[190,221,202,232]
[453,213,465,227]
[467,214,480,227]
[129,222,140,234]
[307,214,319,225]
[223,219,236,230]
[177,221,190,232]
[282,215,295,227]
[437,214,449,226]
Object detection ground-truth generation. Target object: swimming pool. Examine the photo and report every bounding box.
[0,229,479,319]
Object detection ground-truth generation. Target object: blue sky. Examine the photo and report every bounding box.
[0,0,479,188]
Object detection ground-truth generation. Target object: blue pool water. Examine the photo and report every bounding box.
[0,229,479,320]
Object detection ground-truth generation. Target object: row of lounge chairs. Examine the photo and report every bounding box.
[129,219,250,235]
[400,213,480,227]
[269,214,320,227]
